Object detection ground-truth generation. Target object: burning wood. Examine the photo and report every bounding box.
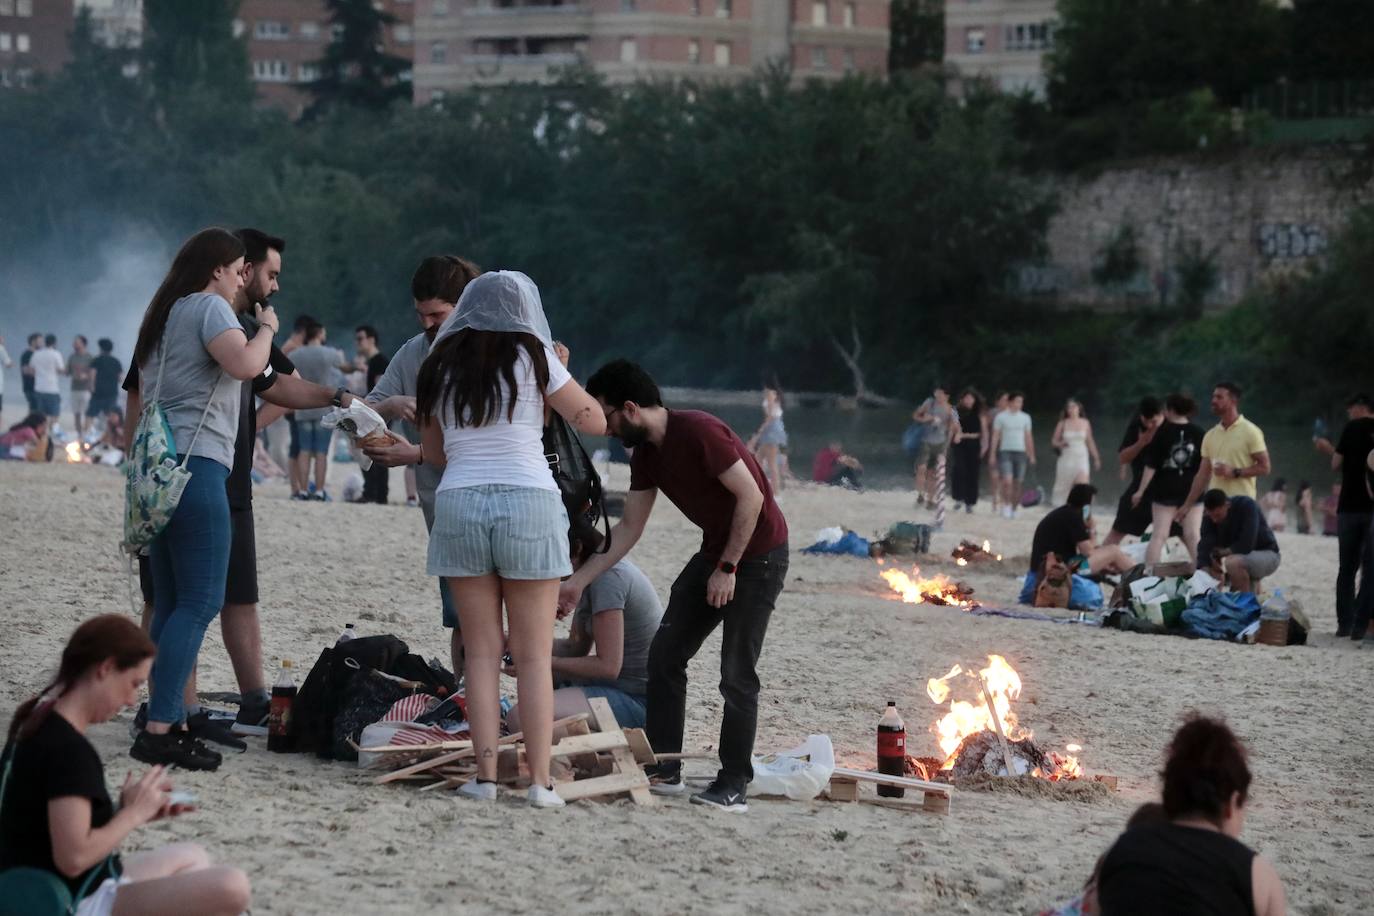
[879,567,976,607]
[951,539,1002,567]
[925,655,1084,782]
[64,441,85,463]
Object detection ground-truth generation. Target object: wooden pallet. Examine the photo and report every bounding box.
[826,766,954,815]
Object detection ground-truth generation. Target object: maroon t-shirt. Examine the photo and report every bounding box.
[629,409,789,559]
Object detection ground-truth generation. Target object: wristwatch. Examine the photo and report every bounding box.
[718,561,737,574]
[331,386,346,408]
[1232,467,1242,479]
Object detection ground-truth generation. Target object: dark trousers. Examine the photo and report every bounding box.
[1353,515,1374,636]
[1336,512,1371,632]
[362,459,389,504]
[646,545,788,791]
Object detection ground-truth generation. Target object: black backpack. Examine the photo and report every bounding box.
[544,413,610,550]
[290,635,410,758]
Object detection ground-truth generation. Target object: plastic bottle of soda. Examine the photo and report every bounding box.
[877,701,906,798]
[267,660,297,753]
[337,623,356,644]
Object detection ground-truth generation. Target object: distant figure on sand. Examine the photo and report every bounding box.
[1260,480,1288,532]
[30,333,66,425]
[990,391,1036,518]
[1106,397,1164,546]
[811,440,863,489]
[0,615,252,916]
[288,321,345,501]
[1176,383,1270,520]
[1,412,50,461]
[67,335,94,443]
[950,389,988,512]
[912,386,957,507]
[1051,398,1101,506]
[1027,484,1133,586]
[747,384,788,494]
[988,391,1009,512]
[1294,482,1313,536]
[1096,716,1286,916]
[1313,393,1374,636]
[1132,394,1205,568]
[1198,490,1281,594]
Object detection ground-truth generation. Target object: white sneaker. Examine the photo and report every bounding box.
[458,779,497,802]
[527,784,566,808]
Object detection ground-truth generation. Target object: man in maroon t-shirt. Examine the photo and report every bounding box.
[560,360,788,813]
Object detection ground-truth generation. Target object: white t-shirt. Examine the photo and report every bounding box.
[994,409,1033,452]
[436,344,572,493]
[29,348,65,395]
[0,345,10,394]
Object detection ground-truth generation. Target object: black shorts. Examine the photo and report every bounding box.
[137,508,258,606]
[287,414,300,458]
[1111,490,1153,537]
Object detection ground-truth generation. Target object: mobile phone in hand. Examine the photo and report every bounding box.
[168,791,198,807]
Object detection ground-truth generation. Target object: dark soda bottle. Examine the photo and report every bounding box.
[877,701,906,798]
[267,659,297,753]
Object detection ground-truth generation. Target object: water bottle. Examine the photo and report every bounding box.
[267,660,297,753]
[337,623,356,644]
[877,702,906,798]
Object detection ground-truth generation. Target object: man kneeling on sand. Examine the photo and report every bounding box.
[507,519,664,732]
[1197,489,1280,594]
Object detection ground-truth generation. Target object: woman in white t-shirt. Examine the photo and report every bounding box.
[415,271,605,809]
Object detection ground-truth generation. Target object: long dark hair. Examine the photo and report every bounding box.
[133,228,245,368]
[9,615,155,742]
[416,328,550,428]
[8,412,46,433]
[1161,716,1251,825]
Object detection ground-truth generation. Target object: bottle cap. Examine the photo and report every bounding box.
[887,701,896,707]
[345,623,355,628]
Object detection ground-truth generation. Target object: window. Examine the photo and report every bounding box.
[843,2,855,27]
[231,18,245,38]
[433,0,450,15]
[251,59,290,82]
[16,66,32,87]
[713,39,730,66]
[811,46,827,69]
[621,0,636,10]
[254,20,291,40]
[430,40,447,63]
[393,24,413,42]
[0,69,8,87]
[965,27,984,53]
[15,32,27,53]
[297,63,320,82]
[331,23,346,40]
[811,1,827,26]
[1004,21,1053,51]
[0,1,12,15]
[843,48,855,71]
[619,38,636,62]
[299,21,320,40]
[16,0,32,16]
[690,0,700,14]
[715,0,730,19]
[687,38,700,64]
[0,34,9,52]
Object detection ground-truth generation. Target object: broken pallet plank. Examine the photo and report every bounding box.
[830,766,952,797]
[587,697,656,807]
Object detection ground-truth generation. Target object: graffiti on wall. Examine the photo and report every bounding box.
[1256,223,1326,261]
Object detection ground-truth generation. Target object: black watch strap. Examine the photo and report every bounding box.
[718,560,737,574]
[331,386,346,407]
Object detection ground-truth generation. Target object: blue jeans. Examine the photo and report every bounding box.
[147,456,231,724]
[578,686,647,729]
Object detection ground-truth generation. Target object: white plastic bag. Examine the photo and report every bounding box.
[322,401,389,470]
[1186,569,1220,599]
[749,734,835,800]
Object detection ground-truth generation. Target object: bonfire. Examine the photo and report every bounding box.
[922,655,1083,781]
[63,441,84,463]
[952,539,1002,567]
[879,566,976,608]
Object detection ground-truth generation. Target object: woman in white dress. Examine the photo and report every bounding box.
[1051,398,1101,505]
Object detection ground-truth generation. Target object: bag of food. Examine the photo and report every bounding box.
[749,734,835,800]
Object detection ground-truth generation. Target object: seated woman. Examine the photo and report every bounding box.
[507,520,664,731]
[1096,716,1286,916]
[87,409,127,465]
[0,615,251,916]
[0,413,49,461]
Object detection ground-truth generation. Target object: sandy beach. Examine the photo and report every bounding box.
[2,458,1370,915]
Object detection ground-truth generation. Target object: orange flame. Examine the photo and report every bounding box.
[879,567,973,607]
[64,441,83,463]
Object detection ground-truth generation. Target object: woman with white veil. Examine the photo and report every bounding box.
[415,271,605,808]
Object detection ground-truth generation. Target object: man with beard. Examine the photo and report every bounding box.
[562,360,789,814]
[360,255,482,679]
[125,228,361,745]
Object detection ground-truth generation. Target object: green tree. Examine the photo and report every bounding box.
[305,0,412,119]
[1289,0,1374,81]
[142,0,252,109]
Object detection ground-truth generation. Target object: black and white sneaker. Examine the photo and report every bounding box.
[647,772,688,797]
[690,780,748,813]
[131,730,223,771]
[128,701,148,739]
[230,701,270,738]
[187,711,248,753]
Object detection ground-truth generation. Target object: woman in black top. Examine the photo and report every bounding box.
[950,389,987,512]
[1130,394,1206,569]
[1097,716,1286,916]
[0,615,250,916]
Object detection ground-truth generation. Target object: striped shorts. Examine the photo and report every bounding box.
[427,484,572,580]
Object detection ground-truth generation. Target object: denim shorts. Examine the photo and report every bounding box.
[915,438,946,469]
[577,686,646,729]
[36,392,61,417]
[296,419,332,454]
[998,450,1029,481]
[428,484,572,580]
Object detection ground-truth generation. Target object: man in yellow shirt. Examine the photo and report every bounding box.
[1176,382,1271,524]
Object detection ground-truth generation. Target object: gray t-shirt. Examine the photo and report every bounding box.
[994,409,1034,453]
[289,344,346,421]
[140,293,242,470]
[919,398,955,446]
[566,559,663,696]
[365,332,444,526]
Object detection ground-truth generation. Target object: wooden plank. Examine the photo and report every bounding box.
[376,748,475,784]
[831,766,952,797]
[827,776,860,802]
[622,728,656,765]
[1093,774,1120,791]
[586,697,656,807]
[862,794,951,817]
[978,674,1020,778]
[360,713,589,754]
[550,730,631,757]
[554,769,652,802]
[650,751,716,762]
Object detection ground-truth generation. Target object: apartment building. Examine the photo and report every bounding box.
[943,0,1055,97]
[81,0,142,50]
[238,0,416,117]
[412,0,891,103]
[0,0,75,89]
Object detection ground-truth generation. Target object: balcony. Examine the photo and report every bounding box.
[463,2,592,38]
[460,51,583,80]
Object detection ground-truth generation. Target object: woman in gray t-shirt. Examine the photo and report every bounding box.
[126,228,280,770]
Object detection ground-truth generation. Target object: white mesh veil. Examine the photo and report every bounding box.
[431,270,552,348]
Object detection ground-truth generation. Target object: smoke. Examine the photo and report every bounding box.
[1,223,171,399]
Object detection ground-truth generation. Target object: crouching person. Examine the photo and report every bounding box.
[508,519,664,731]
[0,615,251,916]
[1198,489,1281,595]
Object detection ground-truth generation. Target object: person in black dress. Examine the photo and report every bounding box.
[950,388,987,512]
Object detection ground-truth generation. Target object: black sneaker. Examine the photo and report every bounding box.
[131,730,223,771]
[690,780,748,813]
[647,771,688,797]
[231,700,270,737]
[128,701,148,739]
[187,711,248,753]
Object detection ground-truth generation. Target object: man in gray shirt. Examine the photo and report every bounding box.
[288,321,347,500]
[361,255,481,675]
